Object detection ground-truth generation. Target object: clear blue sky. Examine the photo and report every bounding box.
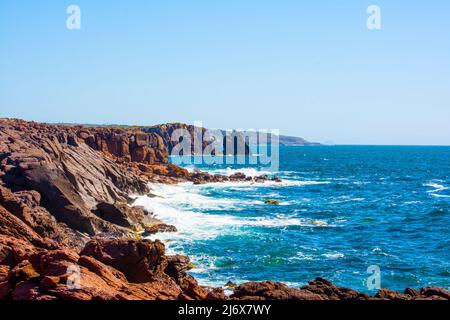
[1,0,449,145]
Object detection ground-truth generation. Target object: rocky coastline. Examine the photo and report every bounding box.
[0,119,448,301]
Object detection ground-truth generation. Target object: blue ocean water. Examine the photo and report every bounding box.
[135,146,450,293]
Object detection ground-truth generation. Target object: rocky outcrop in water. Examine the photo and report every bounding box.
[128,162,281,185]
[230,278,449,300]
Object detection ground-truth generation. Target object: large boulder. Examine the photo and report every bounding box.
[232,281,325,300]
[94,202,149,229]
[80,238,168,283]
[300,277,369,300]
[420,287,450,300]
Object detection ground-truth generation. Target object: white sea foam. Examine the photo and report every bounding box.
[187,254,220,273]
[146,183,244,210]
[330,196,365,204]
[197,179,330,189]
[132,183,333,250]
[207,167,275,177]
[291,251,345,261]
[310,220,329,226]
[404,201,422,205]
[322,253,345,259]
[265,192,281,198]
[372,247,394,257]
[424,182,448,193]
[289,252,315,261]
[184,166,301,178]
[131,180,336,284]
[431,194,450,198]
[353,181,370,185]
[133,192,245,243]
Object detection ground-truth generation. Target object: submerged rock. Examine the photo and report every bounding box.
[225,281,237,289]
[144,223,178,235]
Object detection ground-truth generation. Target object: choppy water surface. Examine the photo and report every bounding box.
[134,146,450,292]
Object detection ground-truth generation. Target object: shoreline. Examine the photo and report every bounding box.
[137,179,448,294]
[0,119,449,300]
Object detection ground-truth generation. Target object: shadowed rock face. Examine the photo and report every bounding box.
[80,238,168,283]
[0,119,448,301]
[0,119,166,246]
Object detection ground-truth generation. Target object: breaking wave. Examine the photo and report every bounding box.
[132,182,333,254]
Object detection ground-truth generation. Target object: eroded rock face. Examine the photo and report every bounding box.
[0,119,167,246]
[0,185,81,248]
[77,128,168,164]
[0,205,56,251]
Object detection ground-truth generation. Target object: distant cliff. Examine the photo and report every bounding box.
[142,124,320,148]
[142,123,251,156]
[57,122,320,151]
[276,134,321,146]
[141,123,321,155]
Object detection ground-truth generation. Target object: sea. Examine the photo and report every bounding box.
[133,146,450,293]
